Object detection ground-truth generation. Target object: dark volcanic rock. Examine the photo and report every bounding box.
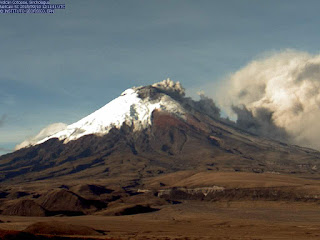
[0,230,41,240]
[36,189,94,216]
[99,203,159,216]
[2,199,47,216]
[70,184,113,199]
[24,221,103,236]
[6,191,30,200]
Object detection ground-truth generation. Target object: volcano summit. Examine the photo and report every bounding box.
[1,79,319,184]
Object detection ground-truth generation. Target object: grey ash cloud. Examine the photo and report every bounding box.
[215,50,320,150]
[182,94,221,120]
[232,105,289,142]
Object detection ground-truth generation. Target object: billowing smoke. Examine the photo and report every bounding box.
[217,50,320,149]
[15,122,67,150]
[153,78,185,97]
[153,78,222,119]
[183,93,221,120]
[231,105,288,142]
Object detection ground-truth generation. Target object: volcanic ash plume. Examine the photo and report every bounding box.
[218,50,320,150]
[152,78,185,97]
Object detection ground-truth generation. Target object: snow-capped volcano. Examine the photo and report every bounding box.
[16,79,186,149]
[4,79,320,184]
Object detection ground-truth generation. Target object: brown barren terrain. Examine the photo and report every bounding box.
[0,201,319,239]
[0,171,319,240]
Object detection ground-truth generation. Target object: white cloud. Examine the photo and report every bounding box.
[15,122,67,150]
[217,49,320,149]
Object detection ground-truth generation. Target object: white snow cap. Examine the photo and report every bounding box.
[16,80,186,150]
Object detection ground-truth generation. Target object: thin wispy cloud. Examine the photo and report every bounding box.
[0,147,11,152]
[0,115,7,128]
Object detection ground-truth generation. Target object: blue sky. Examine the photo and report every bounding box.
[1,0,320,155]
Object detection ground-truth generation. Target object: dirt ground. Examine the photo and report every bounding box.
[0,200,319,240]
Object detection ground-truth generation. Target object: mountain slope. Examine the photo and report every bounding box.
[1,80,320,184]
[16,80,186,149]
